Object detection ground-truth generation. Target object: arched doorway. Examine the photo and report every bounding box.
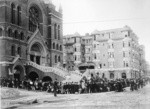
[42,76,52,82]
[30,43,45,65]
[13,65,24,81]
[28,72,39,81]
[122,73,127,79]
[110,72,114,79]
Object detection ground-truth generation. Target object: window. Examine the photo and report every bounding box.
[58,56,61,62]
[60,45,62,51]
[8,29,12,37]
[55,55,57,63]
[99,64,102,68]
[123,52,125,57]
[58,25,60,40]
[48,27,51,38]
[74,55,77,61]
[110,72,114,79]
[89,56,91,61]
[126,63,129,67]
[74,47,76,52]
[17,47,21,57]
[94,53,96,59]
[17,6,21,26]
[94,35,96,40]
[128,42,130,47]
[11,3,15,24]
[11,45,15,56]
[108,52,114,58]
[56,44,59,50]
[88,48,90,52]
[14,30,18,39]
[54,24,57,39]
[20,32,24,40]
[0,28,2,36]
[112,43,114,48]
[123,61,126,67]
[123,41,125,47]
[53,43,55,49]
[29,7,40,32]
[122,73,126,79]
[128,31,130,36]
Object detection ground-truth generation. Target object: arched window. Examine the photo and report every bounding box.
[58,56,61,62]
[14,30,18,39]
[54,24,57,39]
[58,25,60,40]
[55,55,57,63]
[17,47,21,57]
[53,43,55,49]
[122,73,126,79]
[20,32,24,40]
[29,6,40,32]
[11,3,15,24]
[0,28,2,36]
[8,29,12,37]
[74,55,77,61]
[11,45,15,56]
[17,6,21,26]
[60,45,62,51]
[110,72,114,79]
[56,44,59,50]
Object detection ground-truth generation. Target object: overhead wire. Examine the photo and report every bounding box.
[63,18,149,24]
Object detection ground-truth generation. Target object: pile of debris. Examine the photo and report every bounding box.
[1,88,20,99]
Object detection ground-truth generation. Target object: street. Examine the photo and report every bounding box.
[1,84,150,109]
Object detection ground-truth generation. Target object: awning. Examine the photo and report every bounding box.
[78,62,95,67]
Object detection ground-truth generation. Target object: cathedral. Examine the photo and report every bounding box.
[0,0,67,82]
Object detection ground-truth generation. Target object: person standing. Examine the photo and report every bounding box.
[95,73,101,92]
[90,73,96,93]
[53,79,58,97]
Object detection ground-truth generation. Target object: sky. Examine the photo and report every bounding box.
[49,0,150,64]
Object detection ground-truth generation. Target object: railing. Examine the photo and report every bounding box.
[12,55,20,64]
[27,61,68,78]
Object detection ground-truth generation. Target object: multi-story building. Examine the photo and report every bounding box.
[0,0,67,82]
[63,26,146,79]
[63,32,85,72]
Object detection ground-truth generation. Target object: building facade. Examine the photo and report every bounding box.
[63,33,85,71]
[63,26,146,79]
[0,0,67,82]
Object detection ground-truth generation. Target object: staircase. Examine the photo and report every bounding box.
[69,70,83,77]
[27,61,68,79]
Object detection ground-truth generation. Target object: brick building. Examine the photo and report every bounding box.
[63,26,146,79]
[0,0,67,82]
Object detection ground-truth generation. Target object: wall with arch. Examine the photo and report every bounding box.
[26,66,64,82]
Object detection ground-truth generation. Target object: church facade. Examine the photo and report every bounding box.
[0,0,66,82]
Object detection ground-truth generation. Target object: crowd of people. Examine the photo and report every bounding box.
[1,73,150,95]
[63,73,150,94]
